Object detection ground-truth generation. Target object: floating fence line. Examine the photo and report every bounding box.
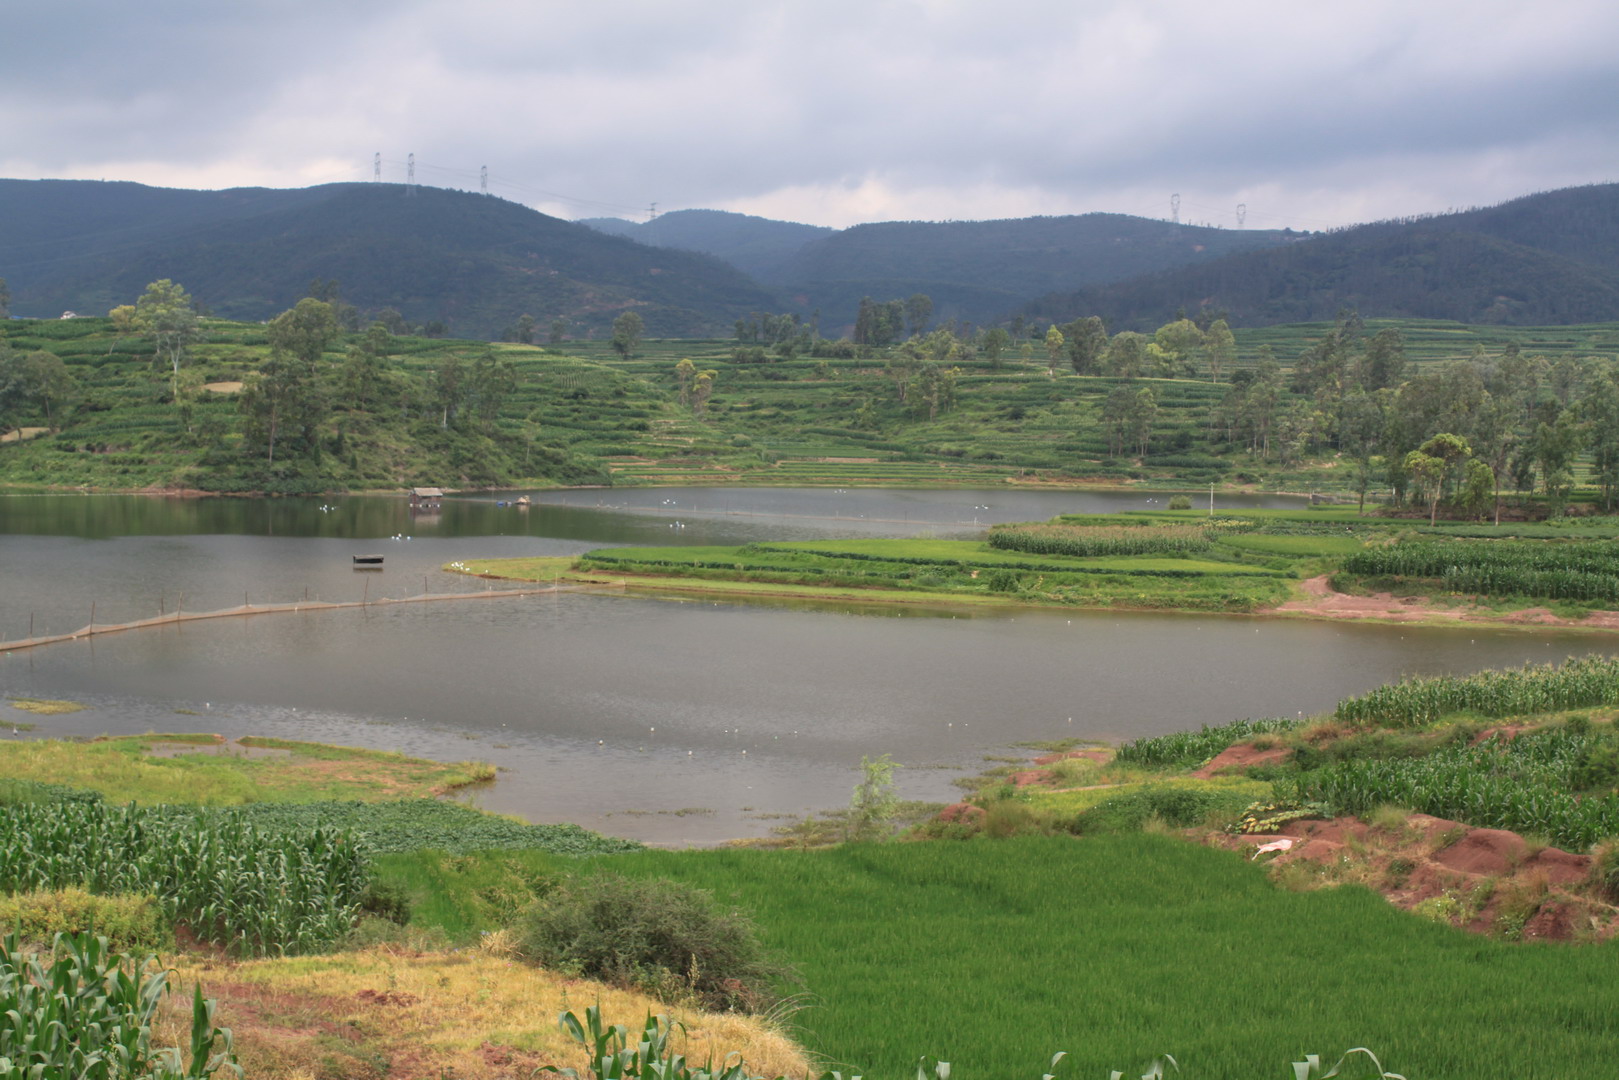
[0,581,608,655]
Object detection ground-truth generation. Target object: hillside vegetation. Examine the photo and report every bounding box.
[5,291,1619,499]
[0,180,779,339]
[1023,183,1619,330]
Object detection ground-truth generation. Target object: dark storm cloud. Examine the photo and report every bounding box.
[3,0,1616,227]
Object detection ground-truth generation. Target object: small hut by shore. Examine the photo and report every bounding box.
[409,486,444,510]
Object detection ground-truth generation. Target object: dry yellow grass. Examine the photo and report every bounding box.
[0,427,47,443]
[164,947,812,1080]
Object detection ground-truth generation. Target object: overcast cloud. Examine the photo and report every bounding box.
[3,0,1616,230]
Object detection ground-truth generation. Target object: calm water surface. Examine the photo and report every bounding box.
[2,489,1614,845]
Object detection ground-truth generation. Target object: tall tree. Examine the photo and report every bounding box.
[1104,332,1148,379]
[1152,318,1204,377]
[1062,316,1108,375]
[469,348,518,429]
[692,369,717,418]
[239,349,326,465]
[134,279,200,397]
[981,327,1010,368]
[904,294,934,338]
[549,317,567,346]
[267,298,339,367]
[674,358,696,405]
[1043,325,1065,377]
[611,311,645,359]
[1203,319,1236,383]
[429,355,466,429]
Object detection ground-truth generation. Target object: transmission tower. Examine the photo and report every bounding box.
[406,153,415,196]
[1170,193,1181,225]
[480,165,488,195]
[373,152,381,181]
[1236,203,1247,228]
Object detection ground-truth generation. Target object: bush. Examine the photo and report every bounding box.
[1072,786,1252,834]
[1167,494,1192,510]
[0,888,169,953]
[514,873,795,1012]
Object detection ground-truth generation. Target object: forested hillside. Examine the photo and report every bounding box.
[0,180,780,339]
[1023,184,1619,331]
[579,209,833,281]
[585,210,1296,329]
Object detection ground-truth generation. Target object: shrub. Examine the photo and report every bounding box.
[1167,494,1192,510]
[1074,786,1244,833]
[514,873,796,1012]
[0,888,169,953]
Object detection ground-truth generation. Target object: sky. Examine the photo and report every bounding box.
[4,0,1617,232]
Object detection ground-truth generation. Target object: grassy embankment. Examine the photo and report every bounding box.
[7,313,1619,494]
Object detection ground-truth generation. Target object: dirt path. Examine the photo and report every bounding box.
[1273,575,1619,632]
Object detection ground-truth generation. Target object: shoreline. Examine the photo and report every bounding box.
[465,562,1619,635]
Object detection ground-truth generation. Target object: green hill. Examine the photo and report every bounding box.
[0,180,781,339]
[578,209,832,281]
[1022,184,1619,330]
[5,311,1619,498]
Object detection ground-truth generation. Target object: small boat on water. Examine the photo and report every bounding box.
[352,554,385,565]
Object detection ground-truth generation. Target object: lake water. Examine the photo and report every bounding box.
[2,488,1614,845]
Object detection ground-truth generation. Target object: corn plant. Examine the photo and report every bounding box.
[0,931,239,1080]
[1334,655,1619,728]
[1116,717,1304,769]
[1287,728,1619,848]
[0,801,368,956]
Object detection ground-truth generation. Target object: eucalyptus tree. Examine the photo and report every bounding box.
[134,278,200,397]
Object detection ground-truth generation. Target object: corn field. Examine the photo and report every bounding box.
[1334,655,1619,728]
[987,525,1211,559]
[1288,729,1619,849]
[1115,717,1304,769]
[0,801,368,956]
[0,932,238,1079]
[1343,540,1619,602]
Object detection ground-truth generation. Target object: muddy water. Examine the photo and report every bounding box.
[2,489,1614,845]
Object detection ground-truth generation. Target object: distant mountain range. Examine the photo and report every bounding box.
[6,178,1619,338]
[0,180,778,337]
[1018,184,1619,330]
[581,210,1297,329]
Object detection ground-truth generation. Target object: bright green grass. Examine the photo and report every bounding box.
[1021,776,1273,817]
[595,836,1619,1080]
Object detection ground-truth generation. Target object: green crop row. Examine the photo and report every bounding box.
[1115,717,1305,769]
[1346,538,1619,574]
[1334,655,1619,727]
[0,801,367,956]
[1290,730,1619,849]
[989,524,1212,558]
